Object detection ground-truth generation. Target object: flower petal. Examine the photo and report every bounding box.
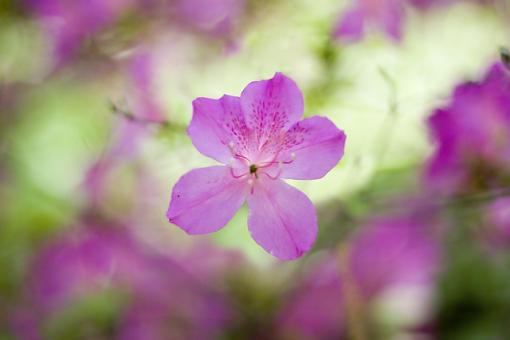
[247,178,317,260]
[333,8,365,42]
[280,116,346,180]
[188,95,252,164]
[167,166,248,234]
[349,218,439,297]
[376,0,403,41]
[240,72,304,146]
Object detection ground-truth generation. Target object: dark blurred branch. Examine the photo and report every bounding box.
[440,187,510,208]
[109,101,187,132]
[110,101,167,126]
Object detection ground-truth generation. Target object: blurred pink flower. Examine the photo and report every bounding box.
[12,223,145,339]
[30,224,144,311]
[8,308,41,340]
[278,216,439,338]
[169,0,245,38]
[333,0,495,43]
[118,282,231,340]
[277,257,347,339]
[28,222,241,338]
[26,0,245,64]
[333,0,405,42]
[116,243,238,340]
[179,242,245,283]
[167,73,346,260]
[349,217,440,298]
[26,0,135,63]
[424,63,510,195]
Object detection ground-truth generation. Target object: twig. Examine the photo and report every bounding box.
[438,187,510,208]
[374,66,399,167]
[109,101,186,132]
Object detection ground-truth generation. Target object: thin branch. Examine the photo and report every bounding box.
[370,67,400,170]
[109,101,186,132]
[438,186,510,208]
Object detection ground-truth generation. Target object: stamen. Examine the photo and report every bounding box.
[261,161,283,180]
[229,167,249,179]
[258,153,295,169]
[261,171,280,180]
[235,154,251,162]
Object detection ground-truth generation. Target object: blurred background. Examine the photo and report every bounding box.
[1,0,510,338]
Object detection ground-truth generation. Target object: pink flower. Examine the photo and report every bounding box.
[333,0,405,42]
[117,247,236,340]
[169,0,245,39]
[26,0,245,65]
[26,0,135,63]
[167,73,346,260]
[27,222,240,338]
[277,257,347,339]
[424,63,510,195]
[278,216,439,338]
[332,0,495,43]
[348,217,440,298]
[29,224,145,311]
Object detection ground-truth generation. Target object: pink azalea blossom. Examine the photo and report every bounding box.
[278,216,439,338]
[277,257,347,339]
[333,0,405,42]
[26,0,245,64]
[29,223,145,311]
[8,308,41,340]
[167,73,346,260]
[424,63,510,195]
[333,0,494,43]
[27,222,240,338]
[348,217,440,298]
[25,0,135,63]
[118,287,231,340]
[117,246,236,340]
[168,0,245,39]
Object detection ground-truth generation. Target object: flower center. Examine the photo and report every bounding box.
[249,164,258,174]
